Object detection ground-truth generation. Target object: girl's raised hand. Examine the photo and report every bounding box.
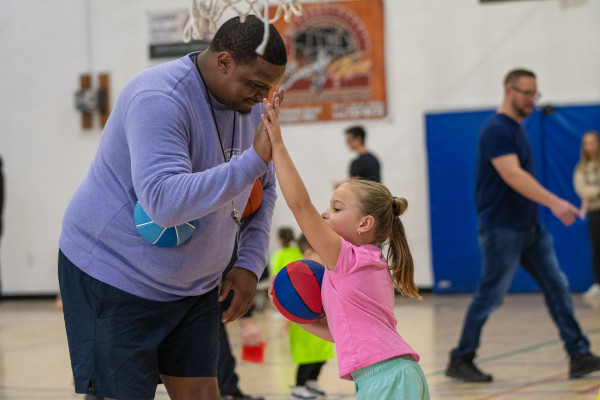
[261,99,283,146]
[253,90,283,163]
[271,88,284,116]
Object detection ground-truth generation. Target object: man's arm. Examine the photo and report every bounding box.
[220,91,284,323]
[492,154,583,226]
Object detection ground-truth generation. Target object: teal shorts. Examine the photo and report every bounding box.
[351,355,430,400]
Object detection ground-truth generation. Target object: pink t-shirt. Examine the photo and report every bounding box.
[321,238,419,380]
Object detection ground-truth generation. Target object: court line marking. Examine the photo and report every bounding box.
[426,327,600,399]
[475,372,566,400]
[427,327,600,377]
[577,384,600,394]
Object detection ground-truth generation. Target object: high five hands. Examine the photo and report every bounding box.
[253,88,284,163]
[260,97,283,148]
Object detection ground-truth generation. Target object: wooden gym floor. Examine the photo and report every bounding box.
[0,293,598,399]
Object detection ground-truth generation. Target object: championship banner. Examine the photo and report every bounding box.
[272,0,386,123]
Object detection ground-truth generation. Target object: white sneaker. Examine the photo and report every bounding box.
[305,380,326,397]
[583,283,600,308]
[291,386,317,400]
[584,283,600,298]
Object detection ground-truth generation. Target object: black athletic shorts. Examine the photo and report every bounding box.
[58,249,220,400]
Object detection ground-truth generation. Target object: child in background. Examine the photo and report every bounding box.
[573,130,600,306]
[272,233,335,400]
[270,227,303,277]
[262,96,429,399]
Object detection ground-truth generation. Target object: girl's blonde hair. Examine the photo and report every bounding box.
[575,130,600,174]
[347,180,420,299]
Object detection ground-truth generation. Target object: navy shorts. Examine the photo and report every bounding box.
[58,250,220,400]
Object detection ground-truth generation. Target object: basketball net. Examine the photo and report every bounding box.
[182,0,302,55]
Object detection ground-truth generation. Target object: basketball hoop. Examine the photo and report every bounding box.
[182,0,302,55]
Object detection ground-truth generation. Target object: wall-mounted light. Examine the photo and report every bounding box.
[75,88,106,113]
[75,73,110,129]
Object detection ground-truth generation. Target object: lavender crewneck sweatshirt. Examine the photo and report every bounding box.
[59,53,276,301]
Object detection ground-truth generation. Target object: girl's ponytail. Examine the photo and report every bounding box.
[387,198,420,299]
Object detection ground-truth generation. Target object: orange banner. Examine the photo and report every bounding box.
[272,0,386,123]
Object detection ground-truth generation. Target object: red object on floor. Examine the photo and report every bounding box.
[241,341,266,364]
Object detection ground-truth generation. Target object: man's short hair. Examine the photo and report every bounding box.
[210,15,287,66]
[345,126,366,143]
[504,68,536,86]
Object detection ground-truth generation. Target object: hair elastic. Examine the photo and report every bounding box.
[392,197,399,216]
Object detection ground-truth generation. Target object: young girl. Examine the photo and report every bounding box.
[262,97,430,399]
[574,130,600,305]
[270,227,303,277]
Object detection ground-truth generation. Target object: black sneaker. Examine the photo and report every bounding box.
[445,353,493,382]
[569,352,600,378]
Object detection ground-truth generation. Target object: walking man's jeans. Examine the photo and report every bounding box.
[451,226,590,358]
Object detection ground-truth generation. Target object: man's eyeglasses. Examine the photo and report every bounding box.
[512,86,541,100]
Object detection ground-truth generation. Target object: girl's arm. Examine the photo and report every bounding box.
[297,317,334,342]
[261,100,341,270]
[268,277,334,342]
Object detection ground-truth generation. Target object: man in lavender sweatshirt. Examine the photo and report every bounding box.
[58,16,286,400]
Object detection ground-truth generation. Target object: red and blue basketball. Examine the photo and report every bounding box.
[272,259,326,324]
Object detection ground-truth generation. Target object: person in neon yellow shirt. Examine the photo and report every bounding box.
[270,229,334,400]
[270,227,303,277]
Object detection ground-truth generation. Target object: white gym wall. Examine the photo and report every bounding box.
[0,0,598,295]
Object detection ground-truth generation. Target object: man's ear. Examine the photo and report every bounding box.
[503,83,512,98]
[216,52,233,73]
[359,215,375,234]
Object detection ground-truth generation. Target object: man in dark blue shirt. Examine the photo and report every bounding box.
[345,125,381,183]
[446,69,600,382]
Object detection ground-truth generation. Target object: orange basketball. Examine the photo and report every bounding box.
[243,178,263,218]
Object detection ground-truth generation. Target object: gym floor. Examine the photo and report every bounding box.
[0,293,598,399]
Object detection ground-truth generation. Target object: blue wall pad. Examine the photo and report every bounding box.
[426,104,600,294]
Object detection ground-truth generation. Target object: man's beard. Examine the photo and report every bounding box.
[513,102,532,119]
